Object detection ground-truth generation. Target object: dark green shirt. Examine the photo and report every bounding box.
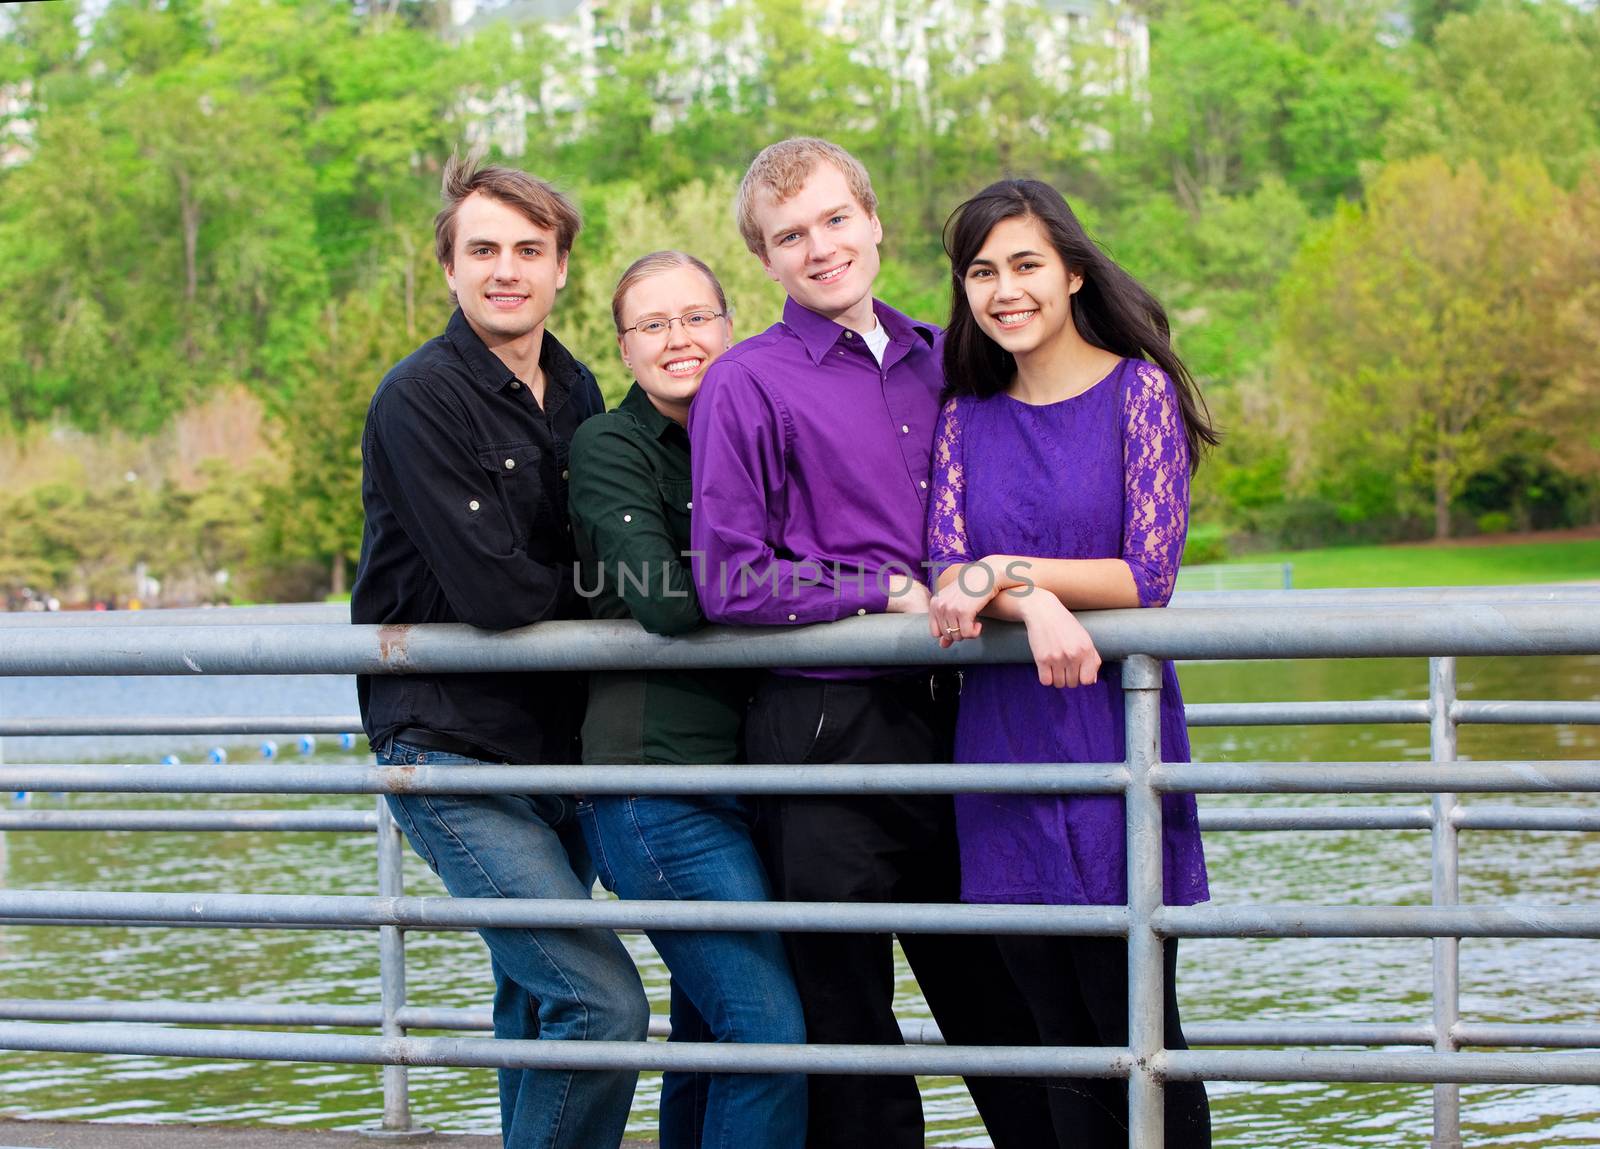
[568,384,745,766]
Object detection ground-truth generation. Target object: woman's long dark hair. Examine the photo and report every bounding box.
[942,179,1218,471]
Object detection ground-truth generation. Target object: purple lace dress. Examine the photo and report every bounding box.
[927,358,1209,907]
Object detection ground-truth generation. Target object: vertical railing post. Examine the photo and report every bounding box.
[1124,654,1166,1148]
[363,795,431,1139]
[1429,656,1463,1149]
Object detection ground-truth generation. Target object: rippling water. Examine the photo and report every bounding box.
[0,655,1596,1144]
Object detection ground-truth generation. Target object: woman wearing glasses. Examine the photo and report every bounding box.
[569,251,806,1149]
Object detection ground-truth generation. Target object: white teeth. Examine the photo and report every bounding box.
[812,264,847,282]
[664,359,702,375]
[996,311,1036,326]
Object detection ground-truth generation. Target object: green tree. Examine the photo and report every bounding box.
[1277,155,1566,538]
[1386,2,1600,185]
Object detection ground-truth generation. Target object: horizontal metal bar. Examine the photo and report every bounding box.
[0,1023,1130,1077]
[1451,700,1600,725]
[1156,762,1600,793]
[0,716,362,737]
[1172,585,1600,608]
[0,809,376,833]
[0,762,1130,796]
[0,604,351,628]
[0,890,1129,936]
[1199,806,1432,831]
[1155,905,1600,939]
[3,586,1590,631]
[1187,701,1431,727]
[1186,1022,1435,1046]
[1198,805,1600,833]
[7,1000,1595,1053]
[1,702,1587,738]
[3,603,1598,679]
[1453,806,1600,832]
[1456,1023,1600,1049]
[1162,1048,1600,1085]
[0,999,385,1028]
[4,1021,1596,1083]
[0,917,373,931]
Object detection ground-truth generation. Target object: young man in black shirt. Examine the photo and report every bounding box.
[351,154,648,1149]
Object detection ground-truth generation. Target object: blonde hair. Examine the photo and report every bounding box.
[433,148,582,269]
[612,251,730,334]
[735,137,878,256]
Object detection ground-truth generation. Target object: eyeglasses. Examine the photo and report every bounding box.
[621,310,725,338]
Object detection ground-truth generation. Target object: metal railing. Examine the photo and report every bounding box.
[1,587,1599,1148]
[1174,561,1293,592]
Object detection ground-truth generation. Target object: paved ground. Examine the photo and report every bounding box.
[0,1121,659,1148]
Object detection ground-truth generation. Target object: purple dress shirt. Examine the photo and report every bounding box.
[927,359,1209,907]
[690,298,943,674]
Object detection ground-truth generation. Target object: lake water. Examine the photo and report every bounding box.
[0,654,1597,1145]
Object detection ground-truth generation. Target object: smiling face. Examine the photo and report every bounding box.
[962,213,1083,365]
[444,191,569,350]
[753,161,882,330]
[617,264,731,422]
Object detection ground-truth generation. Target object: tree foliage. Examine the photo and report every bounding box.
[0,0,1596,602]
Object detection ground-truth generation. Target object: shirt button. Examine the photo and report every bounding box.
[919,480,928,489]
[686,500,693,510]
[787,613,797,622]
[504,458,515,470]
[561,469,569,480]
[857,608,867,616]
[900,425,910,434]
[468,500,480,511]
[844,331,854,339]
[511,380,521,389]
[623,514,633,523]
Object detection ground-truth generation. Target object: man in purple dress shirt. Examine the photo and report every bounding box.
[688,138,1051,1149]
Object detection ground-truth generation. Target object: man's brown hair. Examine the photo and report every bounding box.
[734,137,878,257]
[433,149,582,270]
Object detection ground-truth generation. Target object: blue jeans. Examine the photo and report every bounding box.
[579,794,806,1149]
[378,740,650,1149]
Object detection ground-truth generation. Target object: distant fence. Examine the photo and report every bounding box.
[1175,562,1293,592]
[1,586,1599,1148]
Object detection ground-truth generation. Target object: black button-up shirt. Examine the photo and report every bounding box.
[568,384,745,766]
[351,308,604,764]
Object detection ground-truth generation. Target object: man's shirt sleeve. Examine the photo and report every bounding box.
[569,418,705,637]
[364,375,571,630]
[689,361,890,625]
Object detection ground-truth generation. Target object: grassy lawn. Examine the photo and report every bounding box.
[1224,537,1600,589]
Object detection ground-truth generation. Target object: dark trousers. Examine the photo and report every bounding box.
[997,935,1212,1148]
[745,673,1054,1149]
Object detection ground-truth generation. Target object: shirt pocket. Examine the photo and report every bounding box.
[476,441,548,546]
[657,477,694,536]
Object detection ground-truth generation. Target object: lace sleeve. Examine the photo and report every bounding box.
[1122,363,1190,607]
[926,396,974,572]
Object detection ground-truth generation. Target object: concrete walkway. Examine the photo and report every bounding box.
[0,1122,658,1148]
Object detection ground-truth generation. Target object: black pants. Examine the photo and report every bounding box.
[997,935,1212,1148]
[745,673,1053,1149]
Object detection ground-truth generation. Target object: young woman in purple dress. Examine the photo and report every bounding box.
[924,178,1219,1148]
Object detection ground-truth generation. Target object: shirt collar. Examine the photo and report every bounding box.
[618,382,684,442]
[781,296,938,366]
[444,308,584,401]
